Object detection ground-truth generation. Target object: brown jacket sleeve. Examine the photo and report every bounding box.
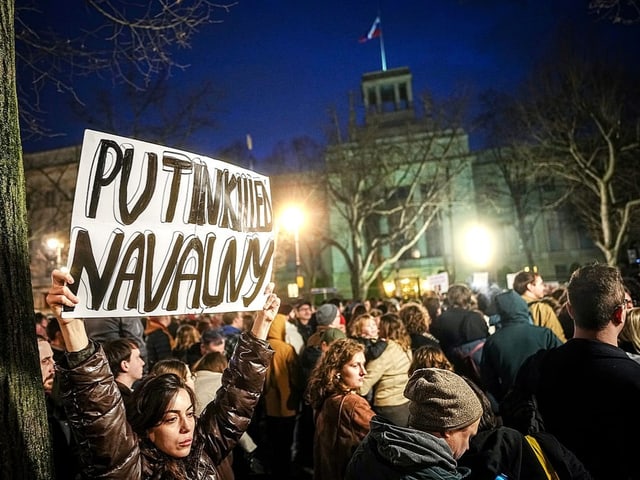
[58,341,142,479]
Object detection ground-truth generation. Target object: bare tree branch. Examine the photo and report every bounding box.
[325,92,471,299]
[16,0,235,138]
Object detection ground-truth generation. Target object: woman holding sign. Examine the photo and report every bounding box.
[46,269,279,479]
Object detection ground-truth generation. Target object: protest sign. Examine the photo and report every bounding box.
[426,272,449,294]
[63,130,274,318]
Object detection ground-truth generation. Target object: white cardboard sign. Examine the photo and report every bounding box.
[63,130,274,318]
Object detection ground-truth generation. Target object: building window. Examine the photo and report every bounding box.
[547,217,563,251]
[425,217,443,257]
[554,264,568,281]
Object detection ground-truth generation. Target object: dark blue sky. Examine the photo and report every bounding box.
[21,1,639,164]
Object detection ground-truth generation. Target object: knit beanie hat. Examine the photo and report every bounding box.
[316,304,339,326]
[404,368,483,432]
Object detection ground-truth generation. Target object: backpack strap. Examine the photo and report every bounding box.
[466,339,485,357]
[525,435,560,480]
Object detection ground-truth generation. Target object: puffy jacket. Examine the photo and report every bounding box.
[58,332,273,479]
[359,340,412,408]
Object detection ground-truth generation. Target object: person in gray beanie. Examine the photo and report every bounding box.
[345,368,483,480]
[315,303,339,326]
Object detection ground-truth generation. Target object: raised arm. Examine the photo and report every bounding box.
[46,269,86,352]
[46,269,141,478]
[250,281,280,340]
[47,271,279,347]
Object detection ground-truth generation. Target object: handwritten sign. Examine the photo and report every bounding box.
[426,272,449,294]
[63,130,274,318]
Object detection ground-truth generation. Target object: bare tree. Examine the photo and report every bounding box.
[476,91,572,267]
[2,1,234,477]
[270,166,331,295]
[16,0,234,139]
[512,52,640,266]
[324,93,471,300]
[589,0,640,24]
[69,70,222,151]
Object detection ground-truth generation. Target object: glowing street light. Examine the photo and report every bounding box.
[281,205,305,290]
[46,237,64,268]
[463,225,493,268]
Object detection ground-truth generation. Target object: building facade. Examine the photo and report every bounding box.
[23,67,605,307]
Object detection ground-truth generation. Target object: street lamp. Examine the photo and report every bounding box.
[46,237,64,267]
[281,205,305,290]
[463,224,493,268]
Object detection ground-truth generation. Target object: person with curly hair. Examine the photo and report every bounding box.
[398,301,440,352]
[305,338,375,480]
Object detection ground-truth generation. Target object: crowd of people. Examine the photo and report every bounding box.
[36,264,640,479]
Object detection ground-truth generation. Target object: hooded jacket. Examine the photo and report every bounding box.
[265,313,303,417]
[58,332,273,479]
[345,416,471,480]
[481,290,562,401]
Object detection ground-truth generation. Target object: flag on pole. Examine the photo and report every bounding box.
[359,16,381,43]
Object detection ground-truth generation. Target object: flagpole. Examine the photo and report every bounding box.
[379,17,387,71]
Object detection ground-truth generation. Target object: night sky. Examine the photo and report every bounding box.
[20,1,640,167]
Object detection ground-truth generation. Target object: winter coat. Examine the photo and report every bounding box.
[516,339,640,480]
[481,290,562,401]
[144,318,175,370]
[57,332,273,479]
[353,336,388,362]
[314,392,375,480]
[193,370,223,416]
[360,339,412,408]
[409,332,440,353]
[265,313,303,417]
[522,296,566,343]
[431,308,488,384]
[345,416,471,480]
[460,426,593,480]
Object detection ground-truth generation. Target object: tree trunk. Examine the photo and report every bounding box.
[0,2,54,478]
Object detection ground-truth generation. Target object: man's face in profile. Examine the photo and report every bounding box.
[38,339,55,394]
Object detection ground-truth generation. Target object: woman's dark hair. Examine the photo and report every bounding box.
[349,303,367,323]
[128,373,197,437]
